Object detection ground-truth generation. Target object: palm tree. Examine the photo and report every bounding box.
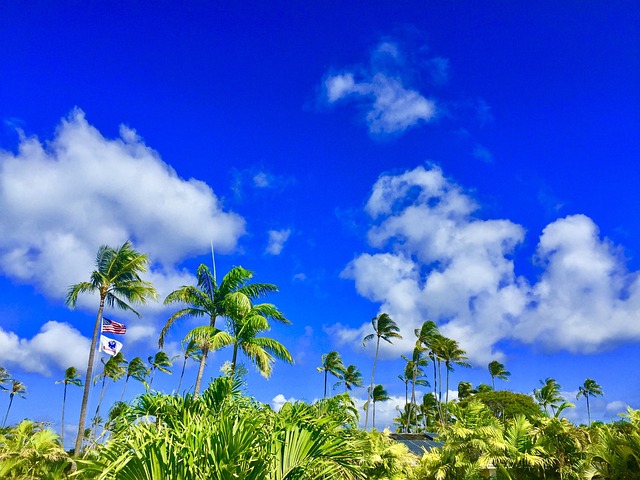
[415,321,442,413]
[2,380,27,428]
[0,366,10,391]
[362,313,402,430]
[65,240,158,453]
[317,351,346,398]
[161,264,278,396]
[370,384,390,430]
[402,345,429,432]
[438,337,470,404]
[335,365,364,393]
[120,357,149,401]
[93,352,127,428]
[488,360,511,389]
[534,377,563,416]
[148,351,174,389]
[55,367,82,446]
[223,292,293,379]
[577,378,604,426]
[176,339,203,393]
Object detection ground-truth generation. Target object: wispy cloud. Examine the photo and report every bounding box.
[266,229,291,255]
[322,41,438,135]
[335,165,640,364]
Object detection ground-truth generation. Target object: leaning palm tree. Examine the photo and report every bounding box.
[55,367,82,446]
[176,339,203,393]
[317,351,346,398]
[2,380,27,428]
[335,365,364,394]
[148,351,174,389]
[223,292,293,379]
[65,240,158,454]
[362,313,402,430]
[120,357,149,401]
[161,264,278,396]
[577,378,604,426]
[488,360,511,389]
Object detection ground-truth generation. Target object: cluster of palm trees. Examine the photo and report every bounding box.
[0,366,27,428]
[64,240,294,454]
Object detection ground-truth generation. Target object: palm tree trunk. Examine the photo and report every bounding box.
[94,377,108,426]
[194,348,208,396]
[61,384,67,446]
[404,381,409,433]
[231,344,239,378]
[445,366,450,404]
[75,298,105,454]
[120,376,130,402]
[177,358,187,393]
[364,337,380,430]
[149,368,156,389]
[372,400,376,430]
[2,395,14,428]
[586,395,591,426]
[324,370,328,399]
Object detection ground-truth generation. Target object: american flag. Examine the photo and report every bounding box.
[102,318,127,335]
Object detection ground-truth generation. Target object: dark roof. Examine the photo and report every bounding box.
[389,433,443,456]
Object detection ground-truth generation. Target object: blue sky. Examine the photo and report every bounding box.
[1,2,639,440]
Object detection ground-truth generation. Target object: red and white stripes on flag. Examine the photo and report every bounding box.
[102,317,127,335]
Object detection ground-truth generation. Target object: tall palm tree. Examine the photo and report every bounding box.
[534,377,563,416]
[2,380,27,428]
[577,378,604,426]
[55,367,82,446]
[65,240,158,453]
[161,264,278,396]
[176,339,203,393]
[93,352,127,427]
[335,365,364,393]
[148,351,174,389]
[362,313,401,430]
[223,292,293,379]
[438,337,470,404]
[370,384,390,430]
[488,360,511,389]
[402,345,429,432]
[415,321,442,411]
[317,351,346,398]
[120,357,149,401]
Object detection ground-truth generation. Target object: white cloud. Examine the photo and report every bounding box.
[0,321,90,375]
[266,229,291,255]
[323,41,437,135]
[353,394,404,430]
[336,164,640,365]
[0,109,245,305]
[271,393,298,411]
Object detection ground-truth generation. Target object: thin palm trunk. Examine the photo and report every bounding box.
[403,380,409,433]
[587,395,591,426]
[445,365,450,404]
[2,395,14,428]
[373,400,377,429]
[61,384,68,446]
[94,376,109,427]
[231,343,239,378]
[75,299,104,454]
[364,336,380,430]
[120,377,130,402]
[324,370,329,398]
[409,368,417,432]
[177,358,187,393]
[194,315,216,396]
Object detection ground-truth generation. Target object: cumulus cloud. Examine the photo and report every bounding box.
[336,164,640,364]
[0,321,90,375]
[0,109,245,303]
[323,41,437,134]
[266,229,291,255]
[271,393,297,411]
